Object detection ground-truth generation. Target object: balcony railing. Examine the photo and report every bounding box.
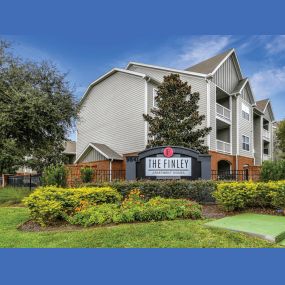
[216,103,231,122]
[217,140,231,154]
[263,129,270,141]
[263,154,271,161]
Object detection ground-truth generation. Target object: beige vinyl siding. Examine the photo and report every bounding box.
[231,96,237,155]
[253,115,262,165]
[238,97,254,157]
[241,86,251,103]
[128,65,209,144]
[80,148,106,163]
[209,81,216,150]
[77,72,146,158]
[213,55,240,93]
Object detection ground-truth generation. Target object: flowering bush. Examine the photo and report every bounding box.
[68,190,202,227]
[25,187,202,226]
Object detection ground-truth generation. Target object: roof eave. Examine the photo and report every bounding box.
[126,62,207,78]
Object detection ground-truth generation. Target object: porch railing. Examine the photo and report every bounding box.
[263,129,270,140]
[216,140,231,154]
[216,103,231,122]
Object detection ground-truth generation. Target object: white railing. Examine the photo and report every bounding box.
[217,140,231,154]
[216,103,231,122]
[263,129,270,140]
[263,154,271,161]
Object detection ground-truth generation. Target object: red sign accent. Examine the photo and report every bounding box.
[163,147,174,158]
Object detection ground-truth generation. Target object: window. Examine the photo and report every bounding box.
[242,103,250,121]
[153,88,158,108]
[242,135,250,151]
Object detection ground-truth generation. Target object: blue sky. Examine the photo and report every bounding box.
[1,34,285,138]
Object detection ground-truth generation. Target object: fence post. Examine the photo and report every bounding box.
[29,174,32,191]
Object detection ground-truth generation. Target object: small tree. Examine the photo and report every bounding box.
[80,167,94,183]
[276,120,285,158]
[143,74,211,153]
[42,164,68,187]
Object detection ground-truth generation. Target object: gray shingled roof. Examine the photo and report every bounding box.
[231,78,248,94]
[90,143,123,160]
[185,49,233,74]
[256,99,269,112]
[63,141,76,154]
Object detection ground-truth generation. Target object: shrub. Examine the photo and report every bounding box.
[80,167,94,183]
[42,164,68,187]
[68,191,202,227]
[260,160,285,181]
[23,186,122,225]
[213,181,285,211]
[85,180,217,203]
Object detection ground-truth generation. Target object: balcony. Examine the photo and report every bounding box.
[217,140,231,154]
[263,129,270,141]
[263,154,271,161]
[216,103,231,123]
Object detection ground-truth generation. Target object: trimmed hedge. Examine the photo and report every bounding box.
[213,181,285,211]
[23,186,122,225]
[85,180,217,203]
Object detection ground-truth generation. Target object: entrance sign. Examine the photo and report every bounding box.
[126,146,211,181]
[146,157,191,176]
[163,147,174,158]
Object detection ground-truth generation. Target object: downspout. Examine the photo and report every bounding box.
[235,94,239,178]
[144,76,151,147]
[109,159,113,182]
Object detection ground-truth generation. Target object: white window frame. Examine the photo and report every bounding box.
[241,103,250,121]
[242,135,250,151]
[153,88,158,108]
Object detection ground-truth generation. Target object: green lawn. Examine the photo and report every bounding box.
[0,187,33,206]
[0,207,281,248]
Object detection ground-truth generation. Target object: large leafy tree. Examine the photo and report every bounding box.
[143,73,211,153]
[0,40,78,173]
[276,119,285,159]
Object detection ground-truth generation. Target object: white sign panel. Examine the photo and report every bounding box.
[145,157,192,177]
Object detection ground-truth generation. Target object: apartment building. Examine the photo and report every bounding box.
[76,49,275,174]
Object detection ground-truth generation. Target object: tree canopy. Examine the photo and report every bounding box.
[143,73,211,153]
[0,40,78,173]
[276,119,285,159]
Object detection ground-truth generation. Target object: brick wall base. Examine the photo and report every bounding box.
[209,151,254,171]
[66,160,125,186]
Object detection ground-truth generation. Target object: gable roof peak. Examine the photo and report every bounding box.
[185,48,235,75]
[256,99,270,112]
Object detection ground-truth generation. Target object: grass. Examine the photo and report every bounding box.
[0,207,281,248]
[0,187,33,206]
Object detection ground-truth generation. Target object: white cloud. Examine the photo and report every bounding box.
[174,35,233,68]
[251,66,285,99]
[266,35,285,54]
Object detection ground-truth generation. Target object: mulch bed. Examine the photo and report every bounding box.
[18,220,82,232]
[202,204,282,219]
